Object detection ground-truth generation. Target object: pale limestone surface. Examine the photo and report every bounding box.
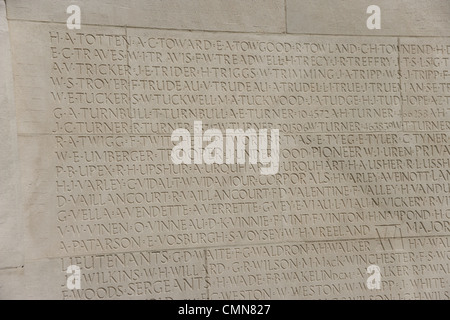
[0,268,24,299]
[6,0,286,33]
[287,0,450,36]
[0,0,23,269]
[0,0,449,300]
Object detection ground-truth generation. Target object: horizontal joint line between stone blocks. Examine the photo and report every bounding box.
[6,18,450,38]
[5,18,284,35]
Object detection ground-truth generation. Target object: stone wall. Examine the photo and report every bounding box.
[0,0,449,299]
